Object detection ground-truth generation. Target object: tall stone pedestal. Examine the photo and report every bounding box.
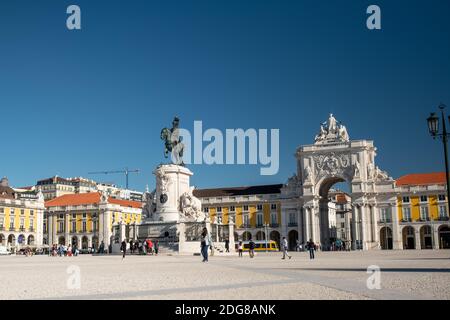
[138,164,207,254]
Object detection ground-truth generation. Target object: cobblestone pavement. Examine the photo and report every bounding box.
[1,250,449,300]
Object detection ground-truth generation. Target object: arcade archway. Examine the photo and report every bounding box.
[439,225,450,249]
[402,226,415,250]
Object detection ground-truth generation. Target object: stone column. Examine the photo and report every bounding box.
[64,213,70,246]
[432,222,439,249]
[102,210,112,248]
[281,208,288,239]
[312,205,321,245]
[415,227,422,250]
[360,205,369,250]
[351,205,358,250]
[298,207,303,244]
[391,204,402,249]
[119,222,126,243]
[372,206,380,244]
[229,216,235,252]
[303,207,310,243]
[47,212,53,246]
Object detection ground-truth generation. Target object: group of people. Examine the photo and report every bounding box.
[121,238,159,259]
[50,243,79,257]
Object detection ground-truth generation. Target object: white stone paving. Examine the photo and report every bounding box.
[0,250,449,300]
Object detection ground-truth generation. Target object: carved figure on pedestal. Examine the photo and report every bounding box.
[304,165,313,183]
[143,189,157,220]
[353,159,361,179]
[180,186,205,222]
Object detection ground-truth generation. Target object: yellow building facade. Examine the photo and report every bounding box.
[0,177,45,250]
[45,192,142,251]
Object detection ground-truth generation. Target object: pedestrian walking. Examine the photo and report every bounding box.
[281,237,292,260]
[248,238,255,258]
[238,241,243,257]
[225,239,230,253]
[154,240,159,255]
[129,240,134,254]
[308,238,315,260]
[200,227,211,262]
[120,240,127,260]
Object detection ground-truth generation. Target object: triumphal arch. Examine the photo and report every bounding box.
[281,114,402,250]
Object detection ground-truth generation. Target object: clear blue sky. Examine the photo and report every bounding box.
[1,0,449,191]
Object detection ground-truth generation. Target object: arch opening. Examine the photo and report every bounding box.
[317,176,352,250]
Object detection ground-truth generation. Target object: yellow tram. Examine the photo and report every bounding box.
[240,240,279,252]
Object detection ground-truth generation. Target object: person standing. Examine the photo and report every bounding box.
[308,238,315,260]
[154,240,159,255]
[120,240,127,260]
[238,241,243,257]
[281,237,292,260]
[200,227,211,262]
[225,239,230,253]
[129,240,134,254]
[248,238,255,258]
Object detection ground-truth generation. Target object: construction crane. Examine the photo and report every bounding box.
[88,167,140,189]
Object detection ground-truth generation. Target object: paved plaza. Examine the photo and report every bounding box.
[1,250,449,300]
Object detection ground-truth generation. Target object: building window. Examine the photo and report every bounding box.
[229,206,235,212]
[341,222,345,229]
[203,207,209,213]
[402,196,410,203]
[271,203,277,210]
[243,214,249,227]
[72,221,76,233]
[0,208,3,214]
[10,221,14,230]
[58,221,64,233]
[59,214,64,219]
[0,216,4,228]
[82,213,87,218]
[256,213,263,226]
[82,221,87,232]
[288,212,297,225]
[257,204,263,211]
[420,206,429,220]
[438,194,446,201]
[270,213,277,225]
[439,205,447,217]
[30,210,34,216]
[243,205,249,212]
[29,219,34,229]
[72,213,76,219]
[380,208,391,222]
[217,207,222,213]
[21,209,24,215]
[420,195,428,203]
[402,207,411,221]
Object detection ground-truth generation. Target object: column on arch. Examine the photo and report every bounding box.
[391,203,402,249]
[303,206,311,243]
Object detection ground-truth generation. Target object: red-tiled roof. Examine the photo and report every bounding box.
[109,197,142,209]
[45,192,142,209]
[335,193,348,204]
[396,172,446,186]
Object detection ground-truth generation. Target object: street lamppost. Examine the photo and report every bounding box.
[427,104,450,209]
[427,104,450,251]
